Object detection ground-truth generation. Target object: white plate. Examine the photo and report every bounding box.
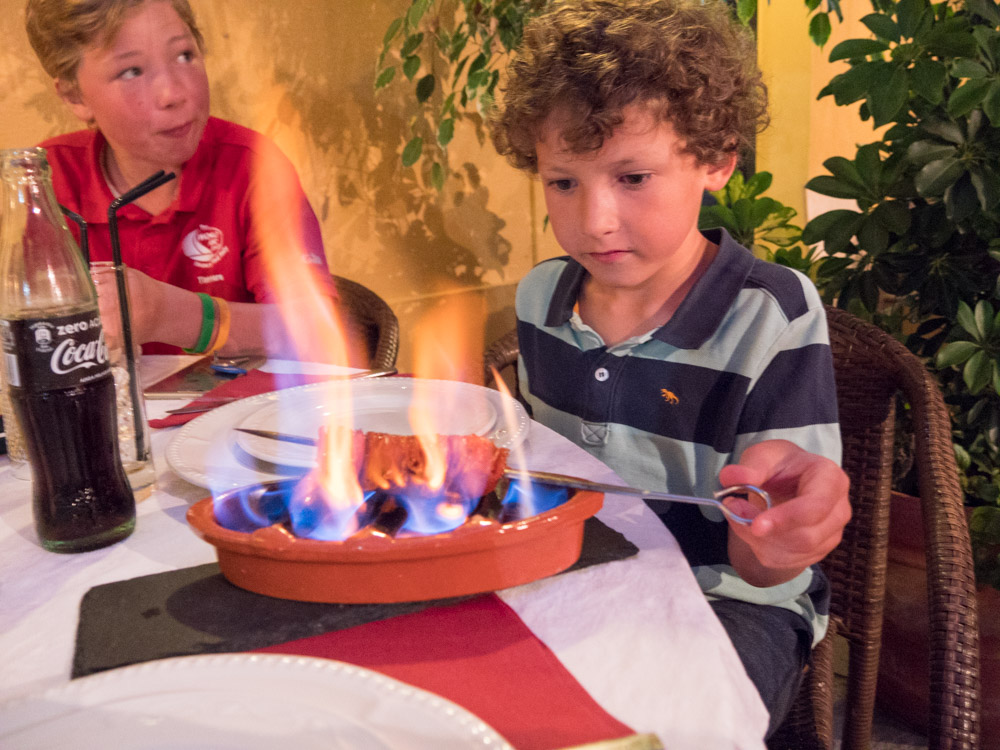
[0,653,513,750]
[236,379,498,469]
[166,378,530,491]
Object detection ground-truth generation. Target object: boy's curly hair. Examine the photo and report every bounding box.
[25,0,204,93]
[490,0,768,171]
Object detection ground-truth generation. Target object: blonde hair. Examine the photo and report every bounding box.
[25,0,204,91]
[490,0,767,171]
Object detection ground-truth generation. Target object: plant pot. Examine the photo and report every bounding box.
[877,491,996,744]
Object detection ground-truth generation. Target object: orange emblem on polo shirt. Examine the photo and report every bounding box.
[661,389,679,404]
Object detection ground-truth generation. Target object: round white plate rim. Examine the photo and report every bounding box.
[166,378,530,490]
[0,653,513,749]
[235,378,500,469]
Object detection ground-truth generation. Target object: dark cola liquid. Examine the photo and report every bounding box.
[11,373,135,552]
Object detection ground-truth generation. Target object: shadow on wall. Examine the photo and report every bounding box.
[202,1,516,309]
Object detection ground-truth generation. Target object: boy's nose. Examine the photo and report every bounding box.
[155,70,186,109]
[580,188,620,237]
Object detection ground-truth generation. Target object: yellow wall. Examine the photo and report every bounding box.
[757,0,882,221]
[1,0,880,371]
[0,0,552,373]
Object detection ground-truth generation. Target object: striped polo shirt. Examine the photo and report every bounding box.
[515,229,841,644]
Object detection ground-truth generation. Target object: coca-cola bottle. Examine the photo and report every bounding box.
[0,148,134,553]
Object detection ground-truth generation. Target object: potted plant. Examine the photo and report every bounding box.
[800,0,1000,739]
[698,169,820,274]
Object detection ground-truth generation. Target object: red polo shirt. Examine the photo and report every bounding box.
[40,117,335,352]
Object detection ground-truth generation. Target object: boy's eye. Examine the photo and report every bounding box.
[117,66,142,81]
[547,179,574,192]
[178,49,198,63]
[620,173,650,187]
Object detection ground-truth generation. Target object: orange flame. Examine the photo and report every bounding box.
[408,294,486,494]
[250,142,365,518]
[250,140,493,531]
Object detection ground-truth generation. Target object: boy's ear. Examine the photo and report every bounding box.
[55,78,95,124]
[704,152,739,192]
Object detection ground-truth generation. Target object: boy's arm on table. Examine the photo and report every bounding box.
[719,440,851,588]
[95,266,318,359]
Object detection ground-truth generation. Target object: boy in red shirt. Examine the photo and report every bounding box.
[25,0,337,357]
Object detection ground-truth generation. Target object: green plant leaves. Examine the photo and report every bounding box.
[430,161,445,191]
[809,13,833,47]
[415,74,436,102]
[383,18,403,47]
[806,175,865,200]
[402,136,423,168]
[403,55,421,80]
[982,81,1000,125]
[968,0,1000,26]
[735,0,756,25]
[828,38,889,61]
[437,118,455,147]
[952,58,989,79]
[911,58,946,103]
[872,200,911,234]
[407,0,432,27]
[374,66,396,90]
[957,300,980,338]
[868,64,909,126]
[914,156,964,195]
[947,79,992,119]
[699,171,810,263]
[965,349,993,393]
[400,32,424,58]
[907,139,957,165]
[937,340,979,368]
[802,209,864,253]
[861,12,900,42]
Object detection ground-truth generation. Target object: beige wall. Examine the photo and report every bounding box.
[0,0,559,374]
[1,0,879,371]
[757,0,881,221]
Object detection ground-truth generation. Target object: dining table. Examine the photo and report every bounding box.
[0,355,770,749]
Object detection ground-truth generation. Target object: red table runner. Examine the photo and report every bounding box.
[255,594,634,750]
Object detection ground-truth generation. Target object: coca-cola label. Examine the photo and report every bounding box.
[1,310,111,392]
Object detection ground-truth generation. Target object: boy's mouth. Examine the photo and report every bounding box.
[159,122,194,139]
[587,249,631,263]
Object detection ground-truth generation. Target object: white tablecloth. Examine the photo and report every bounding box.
[0,357,769,748]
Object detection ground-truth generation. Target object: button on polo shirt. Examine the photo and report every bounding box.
[595,367,610,382]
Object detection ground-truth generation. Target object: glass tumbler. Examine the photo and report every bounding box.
[90,261,156,498]
[0,365,30,480]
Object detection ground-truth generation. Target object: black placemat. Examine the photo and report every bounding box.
[73,516,638,678]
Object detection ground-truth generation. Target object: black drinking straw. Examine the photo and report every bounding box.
[59,206,89,264]
[107,170,176,461]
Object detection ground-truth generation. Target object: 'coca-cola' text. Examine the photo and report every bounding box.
[51,331,109,375]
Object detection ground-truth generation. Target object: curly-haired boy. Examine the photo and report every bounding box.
[492,0,850,736]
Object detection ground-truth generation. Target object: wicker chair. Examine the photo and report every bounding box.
[331,275,399,370]
[483,306,980,749]
[768,305,979,750]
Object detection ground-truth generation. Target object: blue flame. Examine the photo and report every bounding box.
[289,489,377,541]
[396,491,475,535]
[500,478,569,521]
[212,477,574,540]
[214,480,297,532]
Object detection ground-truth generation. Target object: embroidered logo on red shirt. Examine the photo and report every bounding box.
[182,225,230,268]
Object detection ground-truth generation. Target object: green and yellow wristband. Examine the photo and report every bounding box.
[183,292,216,354]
